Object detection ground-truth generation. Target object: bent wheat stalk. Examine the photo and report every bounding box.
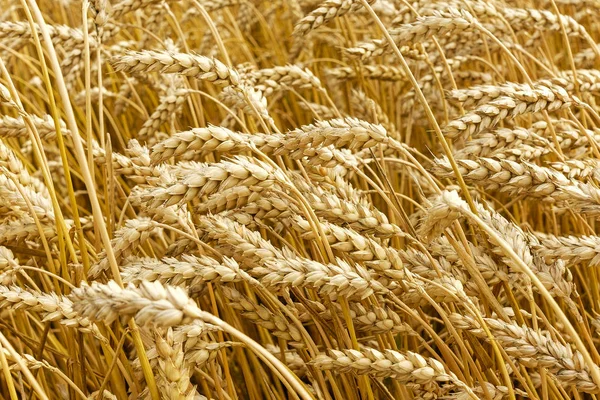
[434,191,600,388]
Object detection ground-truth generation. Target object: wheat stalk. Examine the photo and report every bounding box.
[451,313,598,393]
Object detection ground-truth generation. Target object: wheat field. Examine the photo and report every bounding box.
[2,0,600,399]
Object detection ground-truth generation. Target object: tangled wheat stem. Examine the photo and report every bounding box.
[22,1,159,398]
[356,6,513,394]
[195,310,315,400]
[356,0,477,215]
[0,330,48,400]
[471,14,568,159]
[452,202,600,388]
[0,51,80,272]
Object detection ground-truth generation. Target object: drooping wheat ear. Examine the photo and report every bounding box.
[311,346,462,388]
[427,192,578,311]
[197,215,387,299]
[286,117,396,151]
[180,339,239,369]
[401,276,466,307]
[429,237,510,287]
[191,185,280,217]
[92,139,173,185]
[326,65,406,82]
[473,144,549,164]
[345,8,476,60]
[0,115,69,140]
[121,255,255,289]
[0,139,47,194]
[70,280,203,327]
[293,0,376,36]
[219,85,272,122]
[450,313,597,393]
[221,287,303,342]
[531,233,600,268]
[88,217,163,278]
[392,0,487,25]
[293,174,402,237]
[390,7,477,45]
[0,246,18,271]
[272,215,405,281]
[432,156,600,215]
[397,246,459,283]
[556,69,600,95]
[171,321,232,368]
[481,205,577,308]
[297,299,410,335]
[452,127,550,160]
[0,285,106,341]
[344,40,423,61]
[150,125,361,169]
[0,217,59,245]
[502,7,587,36]
[112,50,241,86]
[0,174,54,221]
[110,0,178,19]
[0,21,92,50]
[148,126,258,163]
[90,0,108,30]
[549,159,600,182]
[445,81,579,140]
[130,200,187,229]
[247,65,322,96]
[139,156,284,209]
[137,88,190,142]
[151,328,197,400]
[415,191,463,242]
[174,321,223,346]
[141,328,233,375]
[0,81,13,103]
[448,79,578,110]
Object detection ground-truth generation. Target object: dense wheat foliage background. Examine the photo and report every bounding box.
[5,0,600,398]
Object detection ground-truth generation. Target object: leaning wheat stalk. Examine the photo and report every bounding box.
[451,313,598,393]
[416,191,600,387]
[70,281,314,399]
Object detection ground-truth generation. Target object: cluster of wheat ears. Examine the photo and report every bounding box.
[5,0,600,399]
